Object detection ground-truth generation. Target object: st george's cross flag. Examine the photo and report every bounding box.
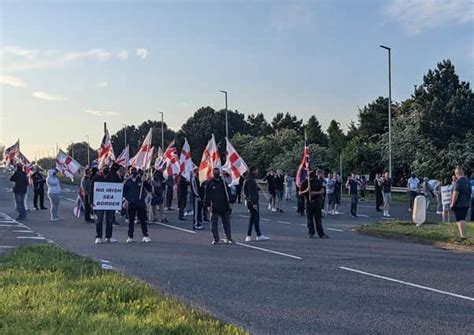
[3,140,19,166]
[115,145,130,168]
[198,134,221,183]
[161,141,180,178]
[295,146,310,187]
[179,138,194,181]
[129,129,153,170]
[97,129,116,169]
[222,138,248,186]
[56,150,81,180]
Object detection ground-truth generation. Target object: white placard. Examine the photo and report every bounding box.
[93,182,123,210]
[440,186,452,206]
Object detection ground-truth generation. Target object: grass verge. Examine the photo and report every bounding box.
[0,244,247,335]
[355,221,474,252]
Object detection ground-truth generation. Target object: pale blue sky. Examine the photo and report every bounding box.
[1,0,473,159]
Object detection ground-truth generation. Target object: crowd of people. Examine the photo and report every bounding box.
[7,162,473,244]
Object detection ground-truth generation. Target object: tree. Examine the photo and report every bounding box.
[326,120,347,171]
[0,145,4,161]
[356,97,398,141]
[67,142,97,167]
[247,113,274,136]
[271,112,303,133]
[36,157,55,170]
[272,143,330,175]
[305,115,328,146]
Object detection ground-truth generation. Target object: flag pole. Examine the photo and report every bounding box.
[305,124,311,201]
[139,128,153,199]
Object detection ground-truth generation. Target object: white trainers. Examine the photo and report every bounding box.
[271,207,277,212]
[142,236,151,243]
[268,204,272,210]
[105,237,118,243]
[245,236,252,242]
[126,237,134,243]
[256,235,269,241]
[94,238,102,244]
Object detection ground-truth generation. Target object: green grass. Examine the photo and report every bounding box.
[356,221,474,249]
[0,245,247,335]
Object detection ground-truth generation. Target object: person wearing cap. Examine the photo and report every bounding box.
[10,164,28,221]
[123,166,152,243]
[204,167,234,244]
[299,169,329,239]
[31,166,47,211]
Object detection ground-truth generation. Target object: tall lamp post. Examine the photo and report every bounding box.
[158,111,164,150]
[86,135,90,166]
[219,90,228,138]
[121,124,127,149]
[380,45,392,178]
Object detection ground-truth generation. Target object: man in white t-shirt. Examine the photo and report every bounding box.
[407,173,420,212]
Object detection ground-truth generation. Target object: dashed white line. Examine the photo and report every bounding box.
[155,222,197,234]
[0,246,15,249]
[339,266,474,302]
[12,230,34,233]
[16,236,46,240]
[357,214,370,218]
[0,224,20,227]
[327,228,344,232]
[235,242,302,260]
[277,220,292,225]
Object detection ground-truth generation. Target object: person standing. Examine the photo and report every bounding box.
[165,175,174,210]
[422,177,434,211]
[346,173,360,218]
[91,166,120,243]
[123,167,152,243]
[151,169,167,223]
[295,181,305,216]
[381,171,392,217]
[374,173,383,212]
[177,173,189,220]
[190,168,204,230]
[334,173,342,215]
[31,167,47,211]
[274,169,285,212]
[434,178,443,215]
[236,175,244,204]
[10,164,28,221]
[80,168,94,223]
[244,166,269,242]
[46,169,62,221]
[359,176,367,201]
[407,173,420,212]
[470,172,474,222]
[263,169,276,211]
[204,168,234,245]
[300,169,328,239]
[450,167,471,243]
[326,174,336,215]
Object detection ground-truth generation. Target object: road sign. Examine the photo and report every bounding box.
[93,182,123,210]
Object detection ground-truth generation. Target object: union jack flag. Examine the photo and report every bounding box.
[295,146,310,187]
[97,129,115,169]
[56,150,81,180]
[73,190,85,218]
[3,140,19,166]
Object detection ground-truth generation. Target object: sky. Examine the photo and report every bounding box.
[1,0,473,160]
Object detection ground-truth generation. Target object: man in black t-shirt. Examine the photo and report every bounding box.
[346,173,360,217]
[299,169,329,239]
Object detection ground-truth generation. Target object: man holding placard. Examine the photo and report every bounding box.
[92,166,123,244]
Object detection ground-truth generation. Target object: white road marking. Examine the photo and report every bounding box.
[0,224,20,227]
[0,220,17,223]
[339,266,474,302]
[155,222,197,234]
[235,242,302,260]
[0,246,15,249]
[65,198,76,202]
[277,220,292,225]
[16,236,46,240]
[261,218,270,221]
[12,230,34,233]
[327,228,344,232]
[357,214,370,218]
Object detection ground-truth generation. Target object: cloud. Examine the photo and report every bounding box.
[1,46,112,72]
[385,0,473,35]
[118,50,129,60]
[84,109,119,117]
[0,75,27,88]
[136,48,148,59]
[32,91,67,101]
[95,81,108,88]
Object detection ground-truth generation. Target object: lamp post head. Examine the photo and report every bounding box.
[219,90,227,94]
[380,45,391,51]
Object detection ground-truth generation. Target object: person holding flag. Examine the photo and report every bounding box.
[295,146,310,216]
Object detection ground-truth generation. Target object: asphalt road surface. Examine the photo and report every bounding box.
[1,170,473,335]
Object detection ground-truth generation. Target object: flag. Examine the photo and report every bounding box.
[179,138,194,181]
[295,146,310,187]
[15,151,33,175]
[129,129,153,170]
[161,141,180,178]
[115,145,130,168]
[3,140,19,165]
[56,150,81,180]
[198,135,221,183]
[154,146,165,170]
[97,129,115,169]
[223,138,248,186]
[73,190,85,218]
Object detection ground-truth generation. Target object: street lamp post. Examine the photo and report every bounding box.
[219,90,228,138]
[121,124,127,148]
[86,135,90,166]
[158,111,164,150]
[380,45,392,179]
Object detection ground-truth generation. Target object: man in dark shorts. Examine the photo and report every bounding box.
[450,166,471,242]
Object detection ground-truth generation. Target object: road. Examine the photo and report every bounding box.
[0,170,473,335]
